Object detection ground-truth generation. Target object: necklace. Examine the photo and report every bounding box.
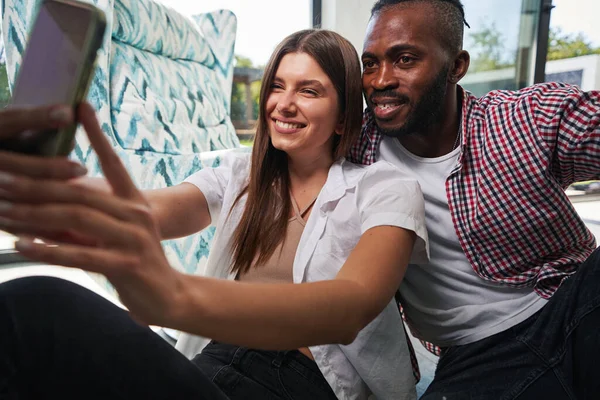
[452,129,461,150]
[452,118,463,151]
[394,118,463,153]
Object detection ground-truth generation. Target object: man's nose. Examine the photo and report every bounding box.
[372,63,399,91]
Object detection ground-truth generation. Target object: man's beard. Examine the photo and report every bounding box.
[376,65,450,138]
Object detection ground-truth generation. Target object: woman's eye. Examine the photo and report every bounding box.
[270,83,283,91]
[302,89,318,96]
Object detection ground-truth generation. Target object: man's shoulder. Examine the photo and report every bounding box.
[472,82,588,109]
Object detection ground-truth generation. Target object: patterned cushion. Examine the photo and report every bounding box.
[110,0,239,155]
[1,0,247,280]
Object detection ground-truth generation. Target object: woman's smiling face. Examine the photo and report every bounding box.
[266,52,341,159]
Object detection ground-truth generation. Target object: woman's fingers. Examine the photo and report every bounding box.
[0,105,84,180]
[0,153,87,181]
[0,173,155,229]
[0,218,99,247]
[15,237,138,276]
[0,105,73,138]
[1,201,147,250]
[78,103,144,202]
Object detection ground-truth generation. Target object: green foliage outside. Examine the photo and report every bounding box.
[239,139,254,147]
[547,28,600,61]
[469,22,515,72]
[231,55,262,123]
[231,80,261,122]
[469,25,600,72]
[0,64,11,107]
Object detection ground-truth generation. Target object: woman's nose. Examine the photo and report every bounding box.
[276,92,297,115]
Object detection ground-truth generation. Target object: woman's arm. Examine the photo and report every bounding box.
[1,103,415,350]
[173,226,414,348]
[144,184,211,240]
[71,178,211,240]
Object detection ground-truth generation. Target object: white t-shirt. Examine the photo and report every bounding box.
[379,136,547,347]
[176,152,429,400]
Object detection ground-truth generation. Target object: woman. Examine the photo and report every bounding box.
[0,30,427,399]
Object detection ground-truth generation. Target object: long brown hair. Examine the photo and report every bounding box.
[230,29,363,275]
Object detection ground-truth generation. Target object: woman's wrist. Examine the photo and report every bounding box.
[163,273,207,331]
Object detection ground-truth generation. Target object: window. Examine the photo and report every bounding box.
[460,0,544,97]
[544,0,600,90]
[545,0,600,241]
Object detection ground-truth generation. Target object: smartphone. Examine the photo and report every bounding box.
[0,0,106,156]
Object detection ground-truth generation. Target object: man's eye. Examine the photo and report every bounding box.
[399,56,413,64]
[363,61,376,69]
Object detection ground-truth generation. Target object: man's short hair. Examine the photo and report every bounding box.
[370,0,470,54]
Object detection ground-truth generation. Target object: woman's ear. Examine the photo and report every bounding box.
[335,119,344,136]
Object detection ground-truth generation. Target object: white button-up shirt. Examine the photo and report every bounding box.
[176,152,428,400]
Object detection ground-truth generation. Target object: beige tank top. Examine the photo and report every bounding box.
[237,195,316,283]
[237,194,318,360]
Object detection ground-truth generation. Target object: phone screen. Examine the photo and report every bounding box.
[11,1,93,107]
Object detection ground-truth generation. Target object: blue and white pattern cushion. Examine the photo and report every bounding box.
[1,0,246,280]
[110,0,239,155]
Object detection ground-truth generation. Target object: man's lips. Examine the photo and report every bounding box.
[371,100,406,120]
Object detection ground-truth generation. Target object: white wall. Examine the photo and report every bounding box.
[320,0,374,56]
[461,54,600,91]
[544,54,600,90]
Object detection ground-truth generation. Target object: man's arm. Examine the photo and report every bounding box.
[532,83,600,186]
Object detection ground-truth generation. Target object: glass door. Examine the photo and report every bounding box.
[460,0,545,96]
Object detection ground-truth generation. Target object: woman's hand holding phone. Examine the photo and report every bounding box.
[0,104,86,177]
[0,103,185,327]
[0,104,98,244]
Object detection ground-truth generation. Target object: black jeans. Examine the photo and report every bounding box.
[422,247,600,400]
[193,342,337,399]
[0,276,336,400]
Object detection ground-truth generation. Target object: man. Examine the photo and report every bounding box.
[351,0,600,398]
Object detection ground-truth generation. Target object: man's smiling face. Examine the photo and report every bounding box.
[362,3,452,137]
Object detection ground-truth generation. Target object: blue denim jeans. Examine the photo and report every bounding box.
[193,342,337,400]
[422,247,600,400]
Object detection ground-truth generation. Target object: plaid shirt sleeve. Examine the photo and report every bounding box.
[529,82,600,186]
[348,109,379,165]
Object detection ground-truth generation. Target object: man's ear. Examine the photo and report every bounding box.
[449,50,470,84]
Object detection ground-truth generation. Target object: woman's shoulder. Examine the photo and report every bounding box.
[213,149,252,170]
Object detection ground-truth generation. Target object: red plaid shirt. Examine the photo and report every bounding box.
[350,82,600,364]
